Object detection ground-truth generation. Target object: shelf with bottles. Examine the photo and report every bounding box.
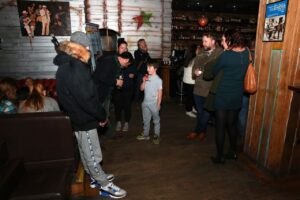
[172,12,257,24]
[171,11,257,49]
[172,20,257,33]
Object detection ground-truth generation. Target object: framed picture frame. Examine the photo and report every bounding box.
[263,0,288,42]
[17,0,71,37]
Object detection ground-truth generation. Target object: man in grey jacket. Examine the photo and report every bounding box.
[187,33,223,141]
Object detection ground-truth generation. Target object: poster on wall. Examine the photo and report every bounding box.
[17,0,71,37]
[263,0,288,42]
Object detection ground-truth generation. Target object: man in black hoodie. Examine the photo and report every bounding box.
[53,31,126,199]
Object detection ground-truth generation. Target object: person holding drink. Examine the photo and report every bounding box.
[186,33,223,141]
[93,50,133,137]
[113,39,137,132]
[136,60,162,145]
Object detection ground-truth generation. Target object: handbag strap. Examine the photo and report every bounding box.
[246,47,253,63]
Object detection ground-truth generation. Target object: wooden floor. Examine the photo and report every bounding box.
[71,99,300,200]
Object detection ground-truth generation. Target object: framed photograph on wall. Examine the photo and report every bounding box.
[263,0,288,42]
[17,0,71,37]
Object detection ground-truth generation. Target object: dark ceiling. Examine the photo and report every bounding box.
[172,0,260,15]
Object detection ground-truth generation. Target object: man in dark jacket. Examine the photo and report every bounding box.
[92,51,133,137]
[134,39,151,101]
[54,31,126,199]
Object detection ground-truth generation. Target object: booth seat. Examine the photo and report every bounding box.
[0,112,75,200]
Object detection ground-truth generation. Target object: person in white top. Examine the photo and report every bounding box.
[182,45,201,118]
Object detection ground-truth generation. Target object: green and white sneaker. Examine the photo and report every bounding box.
[136,133,150,140]
[153,135,160,144]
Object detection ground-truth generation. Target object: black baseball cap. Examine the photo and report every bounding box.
[118,51,134,64]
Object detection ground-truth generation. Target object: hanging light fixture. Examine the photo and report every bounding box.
[198,15,208,27]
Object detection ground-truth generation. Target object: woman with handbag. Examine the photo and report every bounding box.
[210,30,250,164]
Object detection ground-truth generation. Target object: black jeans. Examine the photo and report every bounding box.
[183,83,195,112]
[113,88,133,122]
[215,109,239,157]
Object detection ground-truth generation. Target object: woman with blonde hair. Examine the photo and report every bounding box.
[18,82,59,113]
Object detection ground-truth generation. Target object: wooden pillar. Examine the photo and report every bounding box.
[160,64,172,101]
[244,0,300,175]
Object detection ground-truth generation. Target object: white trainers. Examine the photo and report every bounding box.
[122,122,129,132]
[115,121,122,131]
[100,182,127,199]
[192,107,197,113]
[186,111,197,118]
[90,174,115,189]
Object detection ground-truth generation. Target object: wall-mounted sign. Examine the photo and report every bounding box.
[17,1,71,37]
[263,0,288,42]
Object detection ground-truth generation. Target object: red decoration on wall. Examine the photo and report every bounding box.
[198,15,208,27]
[132,11,152,31]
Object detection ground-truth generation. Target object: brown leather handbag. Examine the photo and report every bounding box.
[244,48,257,94]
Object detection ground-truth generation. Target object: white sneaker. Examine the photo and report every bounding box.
[192,107,197,113]
[186,111,196,118]
[101,182,127,199]
[90,174,115,188]
[115,121,121,131]
[122,122,129,132]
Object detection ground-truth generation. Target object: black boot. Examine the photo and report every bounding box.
[210,155,225,164]
[225,151,238,160]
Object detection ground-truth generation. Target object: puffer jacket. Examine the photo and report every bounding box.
[53,41,106,131]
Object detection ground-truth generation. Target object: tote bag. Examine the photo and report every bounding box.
[244,48,257,94]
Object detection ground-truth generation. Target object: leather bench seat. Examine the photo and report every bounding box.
[0,112,75,200]
[9,166,70,200]
[0,160,23,200]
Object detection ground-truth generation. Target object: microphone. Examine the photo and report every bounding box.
[50,34,59,48]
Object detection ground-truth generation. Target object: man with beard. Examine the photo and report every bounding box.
[134,39,151,101]
[54,31,127,198]
[186,33,223,142]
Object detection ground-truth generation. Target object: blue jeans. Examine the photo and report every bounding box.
[194,95,210,134]
[238,94,250,136]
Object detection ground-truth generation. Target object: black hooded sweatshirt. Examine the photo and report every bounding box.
[53,41,106,131]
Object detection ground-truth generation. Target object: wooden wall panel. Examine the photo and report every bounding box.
[88,0,171,60]
[245,0,300,175]
[265,0,300,172]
